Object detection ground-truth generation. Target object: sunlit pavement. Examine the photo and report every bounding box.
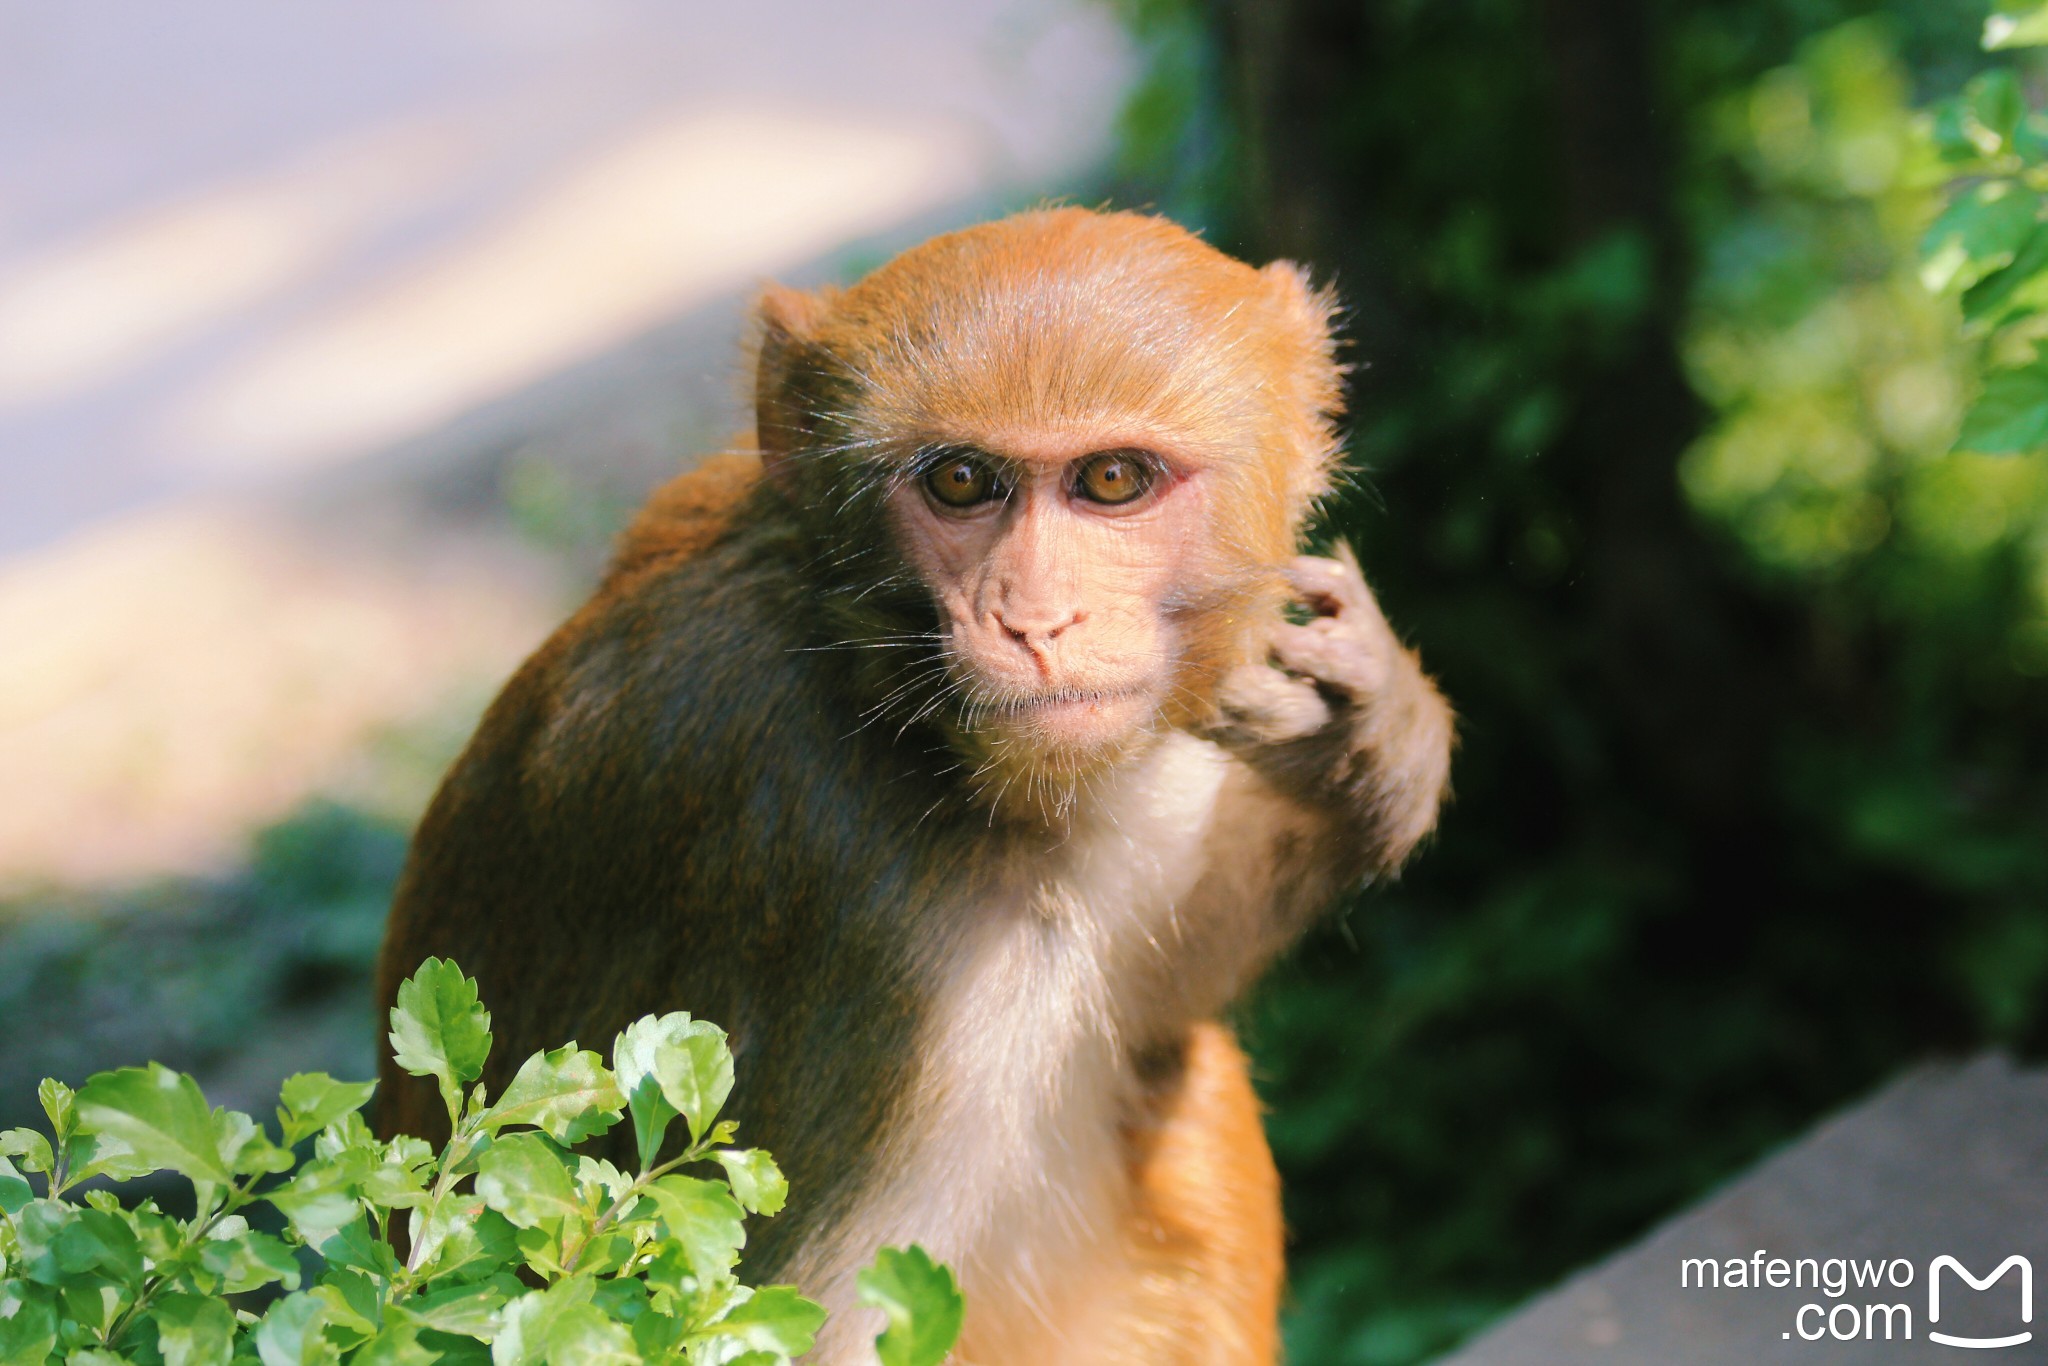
[0,0,1130,886]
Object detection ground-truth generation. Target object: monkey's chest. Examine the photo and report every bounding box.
[788,734,1236,1359]
[901,736,1235,1315]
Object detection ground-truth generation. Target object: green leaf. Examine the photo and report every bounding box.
[489,1290,547,1366]
[398,1279,515,1337]
[12,1202,136,1286]
[59,1269,130,1338]
[388,958,493,1115]
[857,1246,965,1366]
[217,1109,294,1179]
[626,1302,683,1361]
[712,1149,787,1216]
[75,1065,231,1186]
[712,1287,827,1358]
[154,1292,237,1366]
[494,1284,637,1366]
[611,1018,680,1170]
[0,1157,29,1215]
[474,1132,581,1230]
[266,1151,367,1249]
[1960,222,2048,324]
[38,1081,75,1139]
[0,1282,58,1366]
[313,1109,376,1160]
[0,1129,52,1176]
[11,1202,69,1283]
[120,1201,181,1268]
[1959,359,2048,452]
[613,1015,733,1159]
[1921,182,2041,293]
[1986,3,2048,49]
[407,1197,518,1284]
[64,1130,156,1186]
[643,1175,745,1283]
[358,1136,434,1211]
[485,1047,623,1146]
[1969,69,2026,148]
[254,1293,338,1366]
[591,1279,649,1324]
[665,1026,733,1147]
[62,1209,142,1285]
[199,1227,301,1294]
[536,1305,635,1366]
[1931,97,1984,165]
[572,1157,635,1206]
[354,1324,434,1366]
[276,1075,377,1147]
[309,1273,381,1347]
[316,1215,399,1280]
[326,1283,386,1354]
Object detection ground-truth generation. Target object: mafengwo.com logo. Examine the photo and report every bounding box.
[1680,1250,2033,1347]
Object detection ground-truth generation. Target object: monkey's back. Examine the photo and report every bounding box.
[373,455,964,1276]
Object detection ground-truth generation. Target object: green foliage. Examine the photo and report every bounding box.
[0,959,961,1366]
[1101,1,2044,1364]
[1923,3,2048,457]
[1988,0,2048,49]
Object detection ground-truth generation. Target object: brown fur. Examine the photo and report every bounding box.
[375,208,1452,1364]
[606,450,765,584]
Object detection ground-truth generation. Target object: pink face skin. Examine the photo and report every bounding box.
[886,431,1214,763]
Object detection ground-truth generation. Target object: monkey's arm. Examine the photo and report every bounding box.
[1191,543,1453,959]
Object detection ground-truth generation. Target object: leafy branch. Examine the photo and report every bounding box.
[1921,2,2048,452]
[0,956,963,1366]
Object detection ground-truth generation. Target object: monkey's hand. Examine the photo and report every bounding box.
[1203,542,1453,874]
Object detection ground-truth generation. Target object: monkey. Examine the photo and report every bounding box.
[374,206,1453,1365]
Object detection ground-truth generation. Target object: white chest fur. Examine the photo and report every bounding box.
[793,732,1235,1361]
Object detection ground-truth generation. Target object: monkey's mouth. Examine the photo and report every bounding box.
[976,683,1158,753]
[992,685,1144,714]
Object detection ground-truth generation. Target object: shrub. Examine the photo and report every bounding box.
[0,957,962,1366]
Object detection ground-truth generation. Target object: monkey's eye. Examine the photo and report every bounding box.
[1072,450,1155,506]
[922,451,1005,509]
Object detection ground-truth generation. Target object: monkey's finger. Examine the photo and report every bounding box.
[1209,663,1332,745]
[1283,548,1381,625]
[1270,620,1387,698]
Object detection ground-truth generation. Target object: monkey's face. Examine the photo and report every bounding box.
[754,208,1348,801]
[883,433,1215,768]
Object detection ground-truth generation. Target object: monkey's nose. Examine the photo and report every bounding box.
[996,608,1083,663]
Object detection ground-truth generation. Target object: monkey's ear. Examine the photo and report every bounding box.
[755,284,834,488]
[1259,258,1344,410]
[1259,260,1346,509]
[1259,260,1339,357]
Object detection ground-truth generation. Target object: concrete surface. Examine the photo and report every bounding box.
[0,0,1131,886]
[0,0,1130,551]
[1441,1055,2048,1364]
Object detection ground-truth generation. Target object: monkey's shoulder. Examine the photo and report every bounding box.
[447,480,968,889]
[514,495,850,799]
[606,451,766,584]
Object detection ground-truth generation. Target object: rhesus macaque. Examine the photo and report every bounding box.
[376,207,1453,1365]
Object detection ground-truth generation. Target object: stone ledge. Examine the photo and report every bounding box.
[1439,1055,2048,1364]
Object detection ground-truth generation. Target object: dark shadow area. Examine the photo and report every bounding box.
[1107,1,2048,1361]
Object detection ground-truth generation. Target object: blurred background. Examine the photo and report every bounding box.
[3,1,2046,1361]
